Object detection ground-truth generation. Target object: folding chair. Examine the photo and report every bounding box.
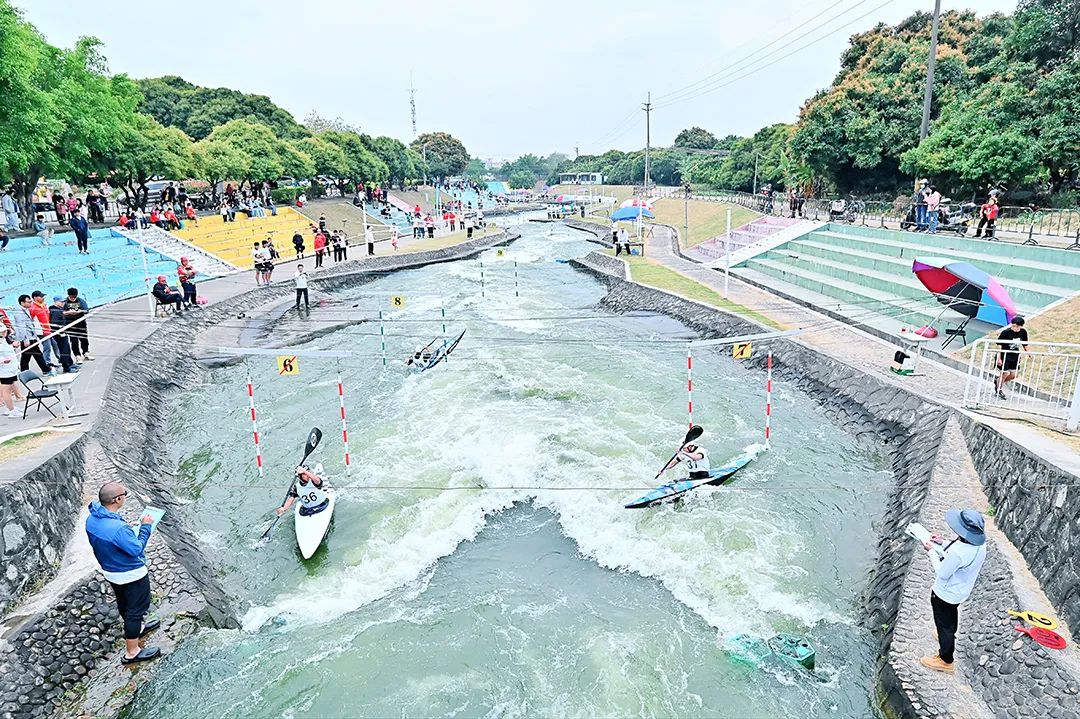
[940,318,971,350]
[18,369,62,419]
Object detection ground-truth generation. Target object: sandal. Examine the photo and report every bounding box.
[140,618,161,636]
[121,646,161,664]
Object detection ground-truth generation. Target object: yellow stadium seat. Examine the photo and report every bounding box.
[174,208,315,267]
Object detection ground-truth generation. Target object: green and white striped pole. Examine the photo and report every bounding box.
[379,309,387,367]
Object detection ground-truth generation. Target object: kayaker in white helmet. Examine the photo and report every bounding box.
[406,344,433,369]
[661,437,711,480]
[277,465,330,516]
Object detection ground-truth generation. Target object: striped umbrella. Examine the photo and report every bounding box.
[620,198,653,209]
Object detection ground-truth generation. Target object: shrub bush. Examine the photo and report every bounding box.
[271,186,304,204]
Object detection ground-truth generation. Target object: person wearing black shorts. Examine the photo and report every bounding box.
[994,316,1028,398]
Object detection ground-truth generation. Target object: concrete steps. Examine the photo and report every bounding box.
[764,245,1054,310]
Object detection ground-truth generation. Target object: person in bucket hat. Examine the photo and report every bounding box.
[920,508,987,673]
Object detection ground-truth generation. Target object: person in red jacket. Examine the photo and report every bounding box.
[177,257,198,307]
[313,231,327,269]
[29,291,60,370]
[975,194,999,239]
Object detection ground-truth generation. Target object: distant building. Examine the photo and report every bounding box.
[558,172,604,185]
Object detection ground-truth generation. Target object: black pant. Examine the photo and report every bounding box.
[76,234,89,252]
[110,574,151,640]
[931,591,959,664]
[52,334,74,371]
[156,293,183,312]
[181,281,197,305]
[315,249,324,268]
[295,288,309,309]
[367,242,374,256]
[68,321,89,357]
[19,342,48,373]
[975,217,995,238]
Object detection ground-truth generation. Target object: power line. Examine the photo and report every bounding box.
[653,0,898,109]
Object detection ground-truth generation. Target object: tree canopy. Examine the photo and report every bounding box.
[411,132,469,178]
[137,75,308,141]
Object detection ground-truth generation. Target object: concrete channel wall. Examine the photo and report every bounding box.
[0,437,86,617]
[0,231,517,719]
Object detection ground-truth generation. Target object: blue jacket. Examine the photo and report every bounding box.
[69,215,89,238]
[85,502,150,573]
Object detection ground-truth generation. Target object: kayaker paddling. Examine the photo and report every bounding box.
[663,440,711,480]
[277,465,330,517]
[406,344,433,370]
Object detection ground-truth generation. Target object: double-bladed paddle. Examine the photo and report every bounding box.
[257,427,323,546]
[654,425,704,479]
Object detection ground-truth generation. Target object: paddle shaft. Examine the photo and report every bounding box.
[259,429,322,543]
[655,426,704,479]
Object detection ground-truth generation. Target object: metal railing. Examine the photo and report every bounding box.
[963,339,1080,430]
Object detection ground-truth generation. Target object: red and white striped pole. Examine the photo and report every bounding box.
[337,373,351,474]
[686,345,694,428]
[764,351,773,449]
[246,375,264,477]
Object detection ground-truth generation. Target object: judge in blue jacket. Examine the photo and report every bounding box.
[85,482,161,664]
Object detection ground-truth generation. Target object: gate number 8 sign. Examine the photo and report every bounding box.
[390,295,407,307]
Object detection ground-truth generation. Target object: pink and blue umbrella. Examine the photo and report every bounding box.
[620,198,653,209]
[611,206,655,221]
[912,257,1018,326]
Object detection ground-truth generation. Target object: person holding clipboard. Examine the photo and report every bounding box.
[85,482,165,664]
[914,508,988,673]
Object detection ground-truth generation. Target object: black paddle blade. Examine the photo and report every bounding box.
[306,428,322,453]
[684,425,704,444]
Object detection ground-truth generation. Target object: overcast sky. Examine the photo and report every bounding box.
[17,0,1016,162]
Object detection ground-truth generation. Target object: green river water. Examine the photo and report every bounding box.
[126,221,890,718]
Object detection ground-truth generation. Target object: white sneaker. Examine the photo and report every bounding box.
[83,353,95,361]
[7,410,20,418]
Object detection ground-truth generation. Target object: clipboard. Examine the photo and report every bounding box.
[144,506,166,533]
[906,522,945,561]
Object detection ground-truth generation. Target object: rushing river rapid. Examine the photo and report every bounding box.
[126,221,890,718]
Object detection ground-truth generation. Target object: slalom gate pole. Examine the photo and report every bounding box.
[687,345,693,429]
[337,373,351,474]
[246,375,264,477]
[480,261,486,298]
[379,309,387,367]
[441,305,446,335]
[514,261,520,298]
[764,351,773,449]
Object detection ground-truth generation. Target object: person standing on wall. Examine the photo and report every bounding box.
[70,207,91,254]
[994,316,1029,399]
[975,194,999,239]
[63,288,92,362]
[294,264,309,311]
[919,508,987,673]
[85,482,162,665]
[925,185,942,234]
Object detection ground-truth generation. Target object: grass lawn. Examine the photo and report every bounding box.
[604,250,782,329]
[296,199,378,234]
[1027,296,1080,345]
[0,431,54,462]
[648,198,760,248]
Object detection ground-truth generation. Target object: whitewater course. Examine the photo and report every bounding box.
[1,211,1078,719]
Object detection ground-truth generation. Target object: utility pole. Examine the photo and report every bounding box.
[409,73,418,138]
[752,152,759,196]
[643,93,652,194]
[574,145,579,159]
[919,0,942,141]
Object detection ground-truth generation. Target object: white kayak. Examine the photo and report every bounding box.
[294,463,335,559]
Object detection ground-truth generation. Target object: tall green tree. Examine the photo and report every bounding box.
[137,75,308,140]
[109,113,194,209]
[411,132,468,178]
[206,119,284,186]
[192,137,245,199]
[295,136,350,178]
[322,130,389,184]
[673,127,719,150]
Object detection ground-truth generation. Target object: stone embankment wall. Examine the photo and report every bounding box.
[0,230,518,719]
[960,417,1080,633]
[0,437,86,617]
